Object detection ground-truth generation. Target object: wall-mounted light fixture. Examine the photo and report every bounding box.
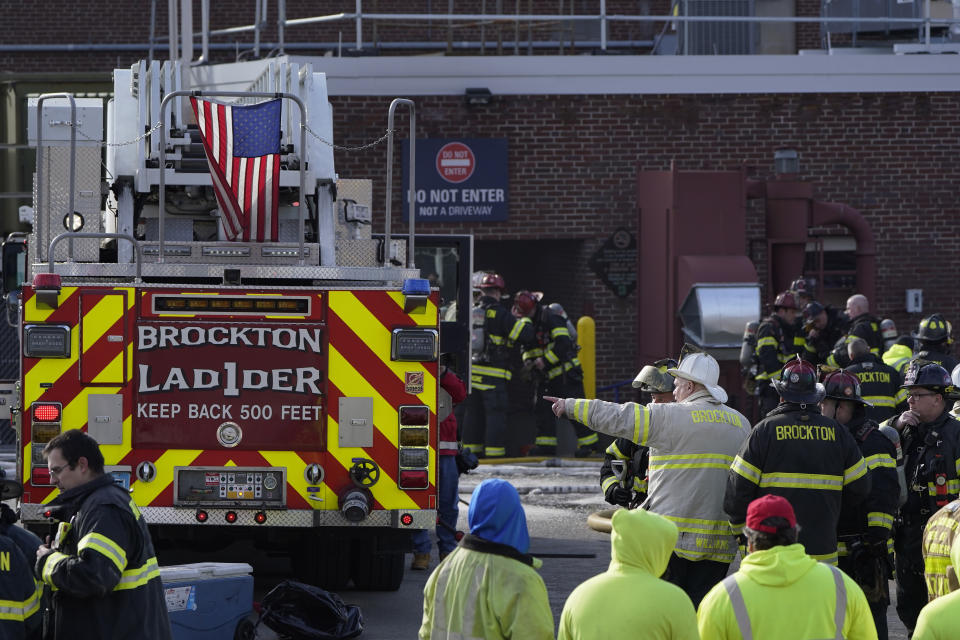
[465,87,493,106]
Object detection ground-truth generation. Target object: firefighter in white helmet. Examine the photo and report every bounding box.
[546,349,750,607]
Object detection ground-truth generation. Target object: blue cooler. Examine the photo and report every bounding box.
[160,562,254,640]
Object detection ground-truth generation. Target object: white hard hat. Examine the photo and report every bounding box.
[952,363,960,389]
[666,352,728,404]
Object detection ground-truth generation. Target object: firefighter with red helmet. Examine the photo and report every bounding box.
[887,360,960,632]
[460,273,534,459]
[725,357,871,566]
[912,314,960,373]
[754,291,806,418]
[514,290,599,457]
[821,369,898,640]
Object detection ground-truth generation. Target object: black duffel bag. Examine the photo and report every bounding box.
[257,580,363,640]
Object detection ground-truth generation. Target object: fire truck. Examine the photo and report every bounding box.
[2,58,473,590]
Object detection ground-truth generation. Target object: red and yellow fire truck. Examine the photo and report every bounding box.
[3,59,470,590]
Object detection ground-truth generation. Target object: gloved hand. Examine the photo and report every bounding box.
[605,484,633,507]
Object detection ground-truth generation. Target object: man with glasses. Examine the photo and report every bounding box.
[888,361,960,633]
[34,429,171,639]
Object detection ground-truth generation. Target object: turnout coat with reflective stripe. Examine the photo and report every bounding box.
[724,403,871,564]
[0,533,41,640]
[34,474,172,640]
[562,390,750,562]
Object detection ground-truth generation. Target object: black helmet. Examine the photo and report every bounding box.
[822,370,872,407]
[901,360,954,394]
[803,301,825,322]
[913,314,952,343]
[790,277,812,297]
[772,357,824,404]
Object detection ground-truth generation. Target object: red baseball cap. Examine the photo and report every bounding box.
[746,495,797,534]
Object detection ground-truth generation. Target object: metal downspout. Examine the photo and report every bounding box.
[810,200,877,310]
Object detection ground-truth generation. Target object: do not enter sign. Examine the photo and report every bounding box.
[436,142,475,183]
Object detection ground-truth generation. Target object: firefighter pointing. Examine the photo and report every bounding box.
[547,350,750,606]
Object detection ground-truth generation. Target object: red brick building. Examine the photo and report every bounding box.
[3,2,958,411]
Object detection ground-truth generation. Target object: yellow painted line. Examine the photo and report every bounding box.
[99,414,133,465]
[24,286,78,322]
[328,343,401,449]
[328,292,437,407]
[132,449,204,506]
[81,292,126,352]
[326,414,419,510]
[62,385,121,433]
[259,450,331,511]
[386,291,438,327]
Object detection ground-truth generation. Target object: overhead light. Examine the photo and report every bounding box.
[465,87,493,106]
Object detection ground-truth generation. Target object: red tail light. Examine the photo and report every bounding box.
[400,513,414,526]
[399,470,429,489]
[32,468,53,486]
[225,511,238,523]
[32,403,61,423]
[254,511,267,524]
[32,273,62,289]
[399,406,429,426]
[195,510,208,523]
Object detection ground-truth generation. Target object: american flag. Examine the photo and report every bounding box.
[190,97,282,242]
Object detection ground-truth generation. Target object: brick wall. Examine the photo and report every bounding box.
[330,91,960,394]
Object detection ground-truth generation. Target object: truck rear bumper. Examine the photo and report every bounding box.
[21,503,436,529]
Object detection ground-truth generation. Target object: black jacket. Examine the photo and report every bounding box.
[521,308,581,382]
[725,402,871,562]
[473,295,534,388]
[805,306,847,365]
[34,474,172,640]
[0,530,41,639]
[846,354,908,423]
[899,409,960,526]
[836,415,899,551]
[755,314,797,382]
[600,438,649,506]
[914,347,960,375]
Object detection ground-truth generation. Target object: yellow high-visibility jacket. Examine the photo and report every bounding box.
[558,509,699,640]
[697,543,877,640]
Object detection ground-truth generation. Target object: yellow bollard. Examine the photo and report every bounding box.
[577,315,596,398]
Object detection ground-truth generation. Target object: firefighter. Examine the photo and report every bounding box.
[0,477,42,640]
[515,290,599,457]
[34,429,171,640]
[789,276,813,309]
[913,314,959,373]
[921,499,960,601]
[725,357,871,566]
[821,369,898,640]
[461,273,534,459]
[884,335,916,378]
[887,361,960,632]
[599,358,676,508]
[831,294,884,365]
[698,495,878,640]
[846,337,908,423]
[803,300,848,365]
[755,291,803,417]
[420,479,554,640]
[546,351,751,607]
[558,509,699,640]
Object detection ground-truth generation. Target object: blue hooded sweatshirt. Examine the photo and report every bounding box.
[467,478,530,553]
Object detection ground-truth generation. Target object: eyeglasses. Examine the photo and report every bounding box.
[48,464,71,476]
[907,392,938,400]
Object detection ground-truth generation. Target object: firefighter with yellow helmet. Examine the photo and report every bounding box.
[599,358,676,508]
